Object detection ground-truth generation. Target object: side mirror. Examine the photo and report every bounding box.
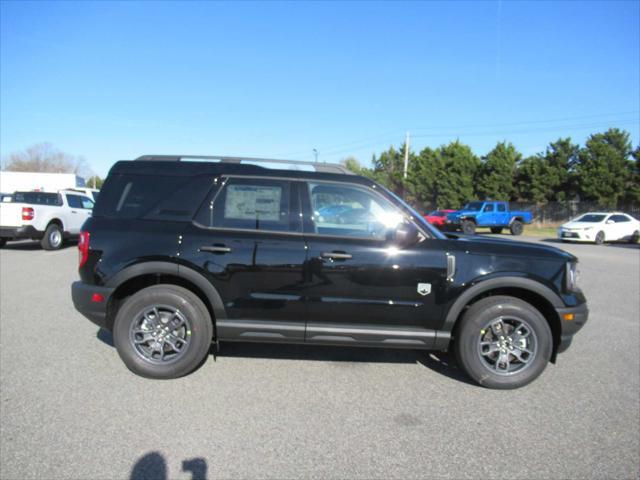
[391,221,420,248]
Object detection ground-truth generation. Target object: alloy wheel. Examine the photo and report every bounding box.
[477,316,538,375]
[129,305,192,364]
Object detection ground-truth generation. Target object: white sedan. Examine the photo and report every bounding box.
[558,212,640,245]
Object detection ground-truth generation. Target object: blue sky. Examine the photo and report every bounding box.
[1,1,639,177]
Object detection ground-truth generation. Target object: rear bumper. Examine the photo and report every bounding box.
[0,225,43,240]
[71,281,115,330]
[555,302,589,353]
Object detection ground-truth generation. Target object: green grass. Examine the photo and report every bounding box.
[522,225,558,237]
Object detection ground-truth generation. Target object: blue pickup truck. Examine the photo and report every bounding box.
[446,201,533,235]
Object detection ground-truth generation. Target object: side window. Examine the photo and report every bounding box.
[497,204,506,212]
[66,194,84,209]
[307,182,404,239]
[81,197,94,209]
[202,178,298,232]
[484,204,494,212]
[611,215,630,223]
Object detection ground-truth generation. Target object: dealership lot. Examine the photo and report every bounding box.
[0,237,638,480]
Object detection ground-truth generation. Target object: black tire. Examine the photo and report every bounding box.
[595,231,605,245]
[490,227,503,234]
[0,238,6,248]
[40,223,63,250]
[454,295,552,389]
[462,220,476,235]
[629,230,639,244]
[113,284,213,379]
[509,220,524,235]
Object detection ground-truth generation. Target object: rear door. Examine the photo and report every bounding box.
[300,180,448,347]
[180,176,308,342]
[64,194,94,234]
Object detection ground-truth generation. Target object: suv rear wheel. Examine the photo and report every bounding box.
[454,296,552,389]
[113,284,213,379]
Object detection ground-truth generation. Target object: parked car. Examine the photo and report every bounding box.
[0,190,94,249]
[446,201,533,235]
[558,212,640,245]
[423,209,456,229]
[71,154,588,389]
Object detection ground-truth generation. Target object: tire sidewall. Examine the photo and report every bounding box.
[462,221,476,235]
[510,221,523,235]
[41,224,63,250]
[456,297,552,389]
[113,285,212,379]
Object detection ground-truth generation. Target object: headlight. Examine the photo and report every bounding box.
[566,262,580,292]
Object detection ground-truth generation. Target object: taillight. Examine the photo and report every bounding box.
[78,231,90,268]
[22,207,34,221]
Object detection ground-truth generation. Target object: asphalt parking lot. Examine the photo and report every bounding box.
[0,236,638,480]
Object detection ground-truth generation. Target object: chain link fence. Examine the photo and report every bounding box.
[509,201,640,226]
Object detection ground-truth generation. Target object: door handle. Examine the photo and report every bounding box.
[200,245,232,254]
[321,251,352,260]
[71,210,78,214]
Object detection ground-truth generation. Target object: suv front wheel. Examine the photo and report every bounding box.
[113,284,213,379]
[454,296,552,389]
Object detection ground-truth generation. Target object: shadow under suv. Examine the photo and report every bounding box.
[71,155,588,389]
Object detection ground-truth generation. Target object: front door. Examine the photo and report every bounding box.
[299,180,448,348]
[180,177,308,342]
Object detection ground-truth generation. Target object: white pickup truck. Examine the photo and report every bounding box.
[0,190,94,250]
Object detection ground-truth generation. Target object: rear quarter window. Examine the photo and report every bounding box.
[13,192,62,206]
[93,174,214,220]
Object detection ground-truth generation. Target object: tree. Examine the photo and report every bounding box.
[515,155,548,203]
[370,145,412,197]
[2,143,91,178]
[409,141,479,210]
[476,142,521,201]
[575,128,632,207]
[340,156,371,177]
[625,146,640,204]
[541,138,579,201]
[86,176,104,189]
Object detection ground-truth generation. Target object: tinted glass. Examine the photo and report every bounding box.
[14,192,62,206]
[610,215,630,222]
[484,204,494,212]
[95,174,194,219]
[497,204,506,212]
[464,202,483,211]
[203,178,297,232]
[575,214,606,223]
[66,194,93,209]
[308,182,403,238]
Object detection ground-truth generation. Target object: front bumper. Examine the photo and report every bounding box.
[558,229,595,242]
[71,281,115,330]
[555,302,589,353]
[0,225,43,240]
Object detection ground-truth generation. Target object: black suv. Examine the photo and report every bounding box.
[71,155,588,389]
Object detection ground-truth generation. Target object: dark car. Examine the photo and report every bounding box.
[71,155,588,389]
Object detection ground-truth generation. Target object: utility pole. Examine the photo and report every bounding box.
[403,131,410,179]
[313,149,318,163]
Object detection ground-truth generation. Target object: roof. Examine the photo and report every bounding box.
[109,156,372,186]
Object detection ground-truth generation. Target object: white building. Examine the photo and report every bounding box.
[0,171,86,193]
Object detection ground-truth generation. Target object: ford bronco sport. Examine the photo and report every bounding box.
[71,155,588,389]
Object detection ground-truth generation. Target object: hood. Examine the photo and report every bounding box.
[446,233,576,262]
[561,221,600,230]
[447,211,474,220]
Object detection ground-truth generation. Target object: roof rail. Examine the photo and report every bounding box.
[134,154,354,175]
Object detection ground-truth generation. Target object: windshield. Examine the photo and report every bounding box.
[463,202,483,211]
[575,214,606,223]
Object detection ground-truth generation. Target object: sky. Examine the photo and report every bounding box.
[1,0,639,178]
